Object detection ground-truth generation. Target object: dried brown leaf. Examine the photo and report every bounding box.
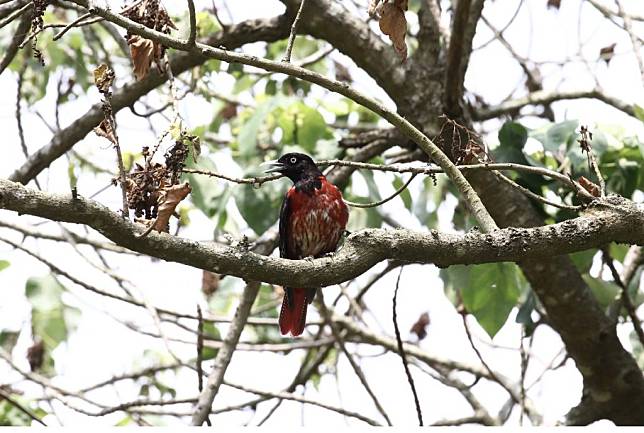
[578,176,600,197]
[220,103,237,120]
[334,61,352,83]
[410,312,430,341]
[27,340,45,372]
[599,43,616,65]
[378,2,408,61]
[93,64,114,93]
[129,35,156,81]
[202,271,220,298]
[94,119,117,144]
[547,0,561,9]
[153,182,192,232]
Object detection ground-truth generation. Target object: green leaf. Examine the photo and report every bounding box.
[184,157,226,217]
[238,98,279,158]
[443,263,522,338]
[582,274,620,308]
[549,120,579,153]
[0,331,19,353]
[392,176,412,210]
[201,322,221,360]
[498,122,528,149]
[0,260,9,272]
[634,104,644,123]
[234,179,282,235]
[569,249,596,274]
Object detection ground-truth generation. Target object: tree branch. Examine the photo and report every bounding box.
[1,179,641,290]
[473,89,637,121]
[443,0,485,117]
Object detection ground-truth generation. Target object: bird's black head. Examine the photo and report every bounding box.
[262,152,322,183]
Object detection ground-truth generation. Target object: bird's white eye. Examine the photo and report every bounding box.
[289,157,297,164]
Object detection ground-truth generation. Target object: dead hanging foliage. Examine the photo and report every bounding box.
[92,64,118,144]
[30,0,48,65]
[369,0,408,62]
[410,312,430,341]
[126,129,198,233]
[578,176,600,198]
[599,43,616,65]
[121,0,177,80]
[26,340,45,372]
[435,115,490,165]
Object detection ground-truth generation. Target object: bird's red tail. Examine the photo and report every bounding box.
[279,288,310,337]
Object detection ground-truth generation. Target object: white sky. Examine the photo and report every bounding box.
[0,0,643,427]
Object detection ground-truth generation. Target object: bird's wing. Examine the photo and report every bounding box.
[278,188,292,259]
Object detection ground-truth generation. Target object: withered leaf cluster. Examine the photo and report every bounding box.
[121,0,177,80]
[92,64,118,145]
[126,137,193,233]
[370,0,408,62]
[436,115,489,165]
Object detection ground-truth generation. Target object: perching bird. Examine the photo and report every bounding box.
[263,153,349,336]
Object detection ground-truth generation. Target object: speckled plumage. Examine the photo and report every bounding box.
[272,153,348,336]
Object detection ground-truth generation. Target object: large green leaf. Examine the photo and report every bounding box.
[442,262,522,338]
[499,122,528,149]
[276,101,332,152]
[234,179,283,235]
[495,122,529,164]
[238,98,280,158]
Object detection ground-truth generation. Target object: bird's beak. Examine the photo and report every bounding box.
[261,160,285,174]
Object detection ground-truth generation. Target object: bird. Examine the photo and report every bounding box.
[263,153,349,337]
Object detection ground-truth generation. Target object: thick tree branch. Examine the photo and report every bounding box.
[473,89,637,121]
[443,0,485,117]
[1,179,641,289]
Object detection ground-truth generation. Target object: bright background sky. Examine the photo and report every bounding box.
[0,0,643,427]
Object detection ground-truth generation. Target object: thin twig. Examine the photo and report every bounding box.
[186,0,196,47]
[460,313,524,410]
[0,1,30,29]
[0,387,47,426]
[52,11,92,40]
[317,291,393,426]
[196,305,212,426]
[392,266,423,425]
[191,281,261,425]
[344,173,417,209]
[282,0,307,62]
[224,381,380,426]
[614,0,644,84]
[492,170,581,211]
[602,247,644,347]
[519,327,528,425]
[186,160,595,202]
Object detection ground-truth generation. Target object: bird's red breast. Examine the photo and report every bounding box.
[278,175,348,336]
[286,176,348,259]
